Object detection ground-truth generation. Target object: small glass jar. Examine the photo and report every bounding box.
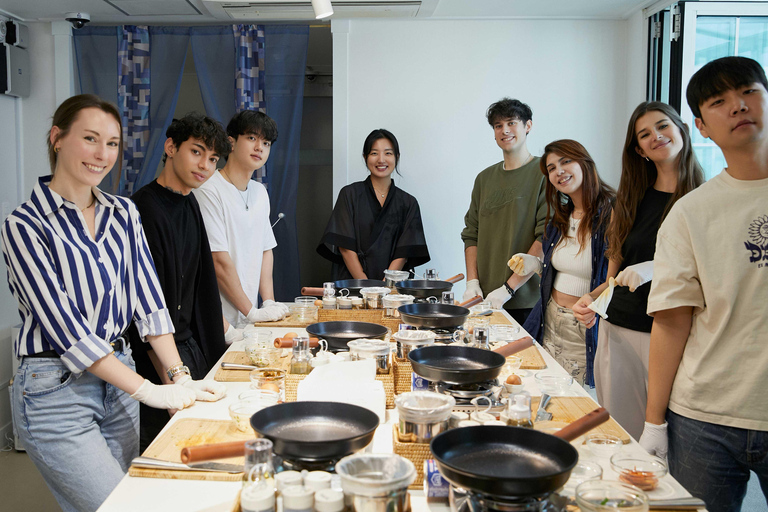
[290,336,313,375]
[347,339,391,374]
[243,438,275,489]
[282,486,315,512]
[321,296,336,310]
[336,296,352,309]
[250,368,287,402]
[359,287,391,309]
[322,282,336,298]
[383,269,410,291]
[351,297,364,310]
[424,269,439,280]
[383,294,414,319]
[393,329,436,359]
[441,291,454,304]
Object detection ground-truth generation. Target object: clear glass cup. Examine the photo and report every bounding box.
[250,368,287,402]
[244,438,275,488]
[491,324,521,343]
[424,269,439,280]
[575,480,649,511]
[323,282,336,298]
[244,331,276,367]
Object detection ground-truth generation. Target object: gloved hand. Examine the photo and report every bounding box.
[639,421,669,459]
[176,375,227,401]
[615,260,654,292]
[246,302,285,323]
[130,379,196,410]
[486,285,512,309]
[264,299,290,317]
[507,253,542,276]
[573,293,597,328]
[588,277,616,321]
[462,279,484,302]
[224,324,245,345]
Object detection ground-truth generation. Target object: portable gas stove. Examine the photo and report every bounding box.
[450,486,567,512]
[432,380,506,413]
[411,325,465,343]
[273,454,339,473]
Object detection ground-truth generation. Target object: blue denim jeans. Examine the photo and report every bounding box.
[12,347,139,512]
[668,410,768,512]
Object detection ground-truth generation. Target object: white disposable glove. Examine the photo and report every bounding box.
[462,279,484,302]
[176,374,227,401]
[246,302,285,323]
[486,285,512,309]
[130,379,196,410]
[638,421,669,459]
[224,324,245,345]
[264,299,290,317]
[507,253,542,276]
[588,277,616,320]
[615,260,655,292]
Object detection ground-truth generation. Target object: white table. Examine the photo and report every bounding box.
[98,312,698,511]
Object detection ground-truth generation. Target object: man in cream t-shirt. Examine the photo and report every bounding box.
[641,56,768,511]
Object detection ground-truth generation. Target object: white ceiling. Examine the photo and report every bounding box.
[0,0,661,24]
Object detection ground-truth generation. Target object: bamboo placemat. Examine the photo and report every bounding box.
[129,418,252,481]
[214,351,291,382]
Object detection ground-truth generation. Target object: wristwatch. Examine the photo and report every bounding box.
[167,364,191,381]
[504,281,516,298]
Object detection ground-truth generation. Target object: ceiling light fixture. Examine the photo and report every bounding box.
[311,0,333,19]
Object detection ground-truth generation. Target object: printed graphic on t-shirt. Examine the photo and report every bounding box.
[745,214,768,266]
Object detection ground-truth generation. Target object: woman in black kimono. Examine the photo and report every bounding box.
[317,129,430,280]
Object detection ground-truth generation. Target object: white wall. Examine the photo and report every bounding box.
[334,18,647,295]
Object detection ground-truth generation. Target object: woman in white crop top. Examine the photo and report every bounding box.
[514,140,614,386]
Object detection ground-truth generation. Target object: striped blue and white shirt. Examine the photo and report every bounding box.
[1,176,174,373]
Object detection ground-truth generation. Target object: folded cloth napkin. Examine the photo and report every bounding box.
[588,277,616,320]
[296,359,386,422]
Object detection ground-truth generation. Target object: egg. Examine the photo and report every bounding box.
[314,299,323,306]
[284,332,298,339]
[261,382,280,393]
[506,374,522,385]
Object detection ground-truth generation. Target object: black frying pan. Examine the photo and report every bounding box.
[397,295,483,328]
[430,408,609,499]
[301,279,383,297]
[306,321,388,351]
[406,338,533,385]
[251,402,380,461]
[395,273,464,299]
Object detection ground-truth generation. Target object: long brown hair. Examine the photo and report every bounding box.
[47,94,123,175]
[540,139,615,251]
[606,102,704,261]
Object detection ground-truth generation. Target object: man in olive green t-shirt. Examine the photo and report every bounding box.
[461,98,546,325]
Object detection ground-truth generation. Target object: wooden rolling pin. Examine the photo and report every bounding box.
[458,295,483,308]
[181,440,247,464]
[300,287,323,296]
[492,336,534,357]
[445,273,465,284]
[554,407,610,442]
[273,337,320,348]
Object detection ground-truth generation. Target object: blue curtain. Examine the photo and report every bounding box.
[263,25,309,301]
[118,26,150,196]
[136,27,190,192]
[189,26,237,128]
[73,27,120,192]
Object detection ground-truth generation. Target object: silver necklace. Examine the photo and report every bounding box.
[223,169,250,210]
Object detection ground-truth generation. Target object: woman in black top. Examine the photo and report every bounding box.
[317,129,430,280]
[573,102,704,440]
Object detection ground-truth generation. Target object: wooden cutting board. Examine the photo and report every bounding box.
[129,418,253,481]
[531,396,631,444]
[489,311,514,325]
[518,345,546,370]
[252,314,315,328]
[214,351,291,382]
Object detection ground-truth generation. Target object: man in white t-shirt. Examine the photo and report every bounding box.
[641,56,768,512]
[194,111,289,328]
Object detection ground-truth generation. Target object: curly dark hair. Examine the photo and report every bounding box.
[486,98,533,127]
[163,113,230,163]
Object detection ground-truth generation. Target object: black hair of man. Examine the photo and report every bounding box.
[486,98,533,127]
[163,113,231,164]
[686,56,768,119]
[226,110,278,144]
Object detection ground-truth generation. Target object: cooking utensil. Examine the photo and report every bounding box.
[535,393,553,421]
[397,295,483,329]
[220,362,261,371]
[394,273,465,299]
[305,321,388,352]
[274,337,320,348]
[131,456,243,474]
[407,337,534,385]
[302,279,384,297]
[180,401,380,464]
[430,407,609,499]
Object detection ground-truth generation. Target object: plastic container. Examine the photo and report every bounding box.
[304,471,332,492]
[351,297,364,310]
[283,486,315,512]
[359,287,391,309]
[275,471,304,493]
[610,453,668,491]
[395,391,455,443]
[335,454,416,512]
[347,339,391,374]
[382,294,415,319]
[534,371,574,395]
[575,480,649,511]
[393,329,436,359]
[241,482,276,512]
[384,270,410,291]
[314,489,345,512]
[322,297,337,310]
[337,297,352,310]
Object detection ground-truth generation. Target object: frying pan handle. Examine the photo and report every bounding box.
[553,407,610,442]
[446,273,465,284]
[301,287,323,296]
[459,295,483,308]
[180,440,248,464]
[492,336,533,357]
[274,337,320,348]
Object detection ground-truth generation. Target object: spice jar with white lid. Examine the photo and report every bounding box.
[322,296,336,310]
[314,489,345,512]
[304,471,332,492]
[275,471,303,494]
[283,486,315,512]
[241,483,276,512]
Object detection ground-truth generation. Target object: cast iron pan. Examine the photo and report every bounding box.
[301,279,383,297]
[395,273,465,299]
[251,402,380,461]
[406,338,533,385]
[306,321,388,351]
[430,408,609,499]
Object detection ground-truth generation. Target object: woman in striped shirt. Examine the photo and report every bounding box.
[2,95,226,512]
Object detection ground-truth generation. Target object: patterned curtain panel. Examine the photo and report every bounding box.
[233,24,268,184]
[118,25,151,196]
